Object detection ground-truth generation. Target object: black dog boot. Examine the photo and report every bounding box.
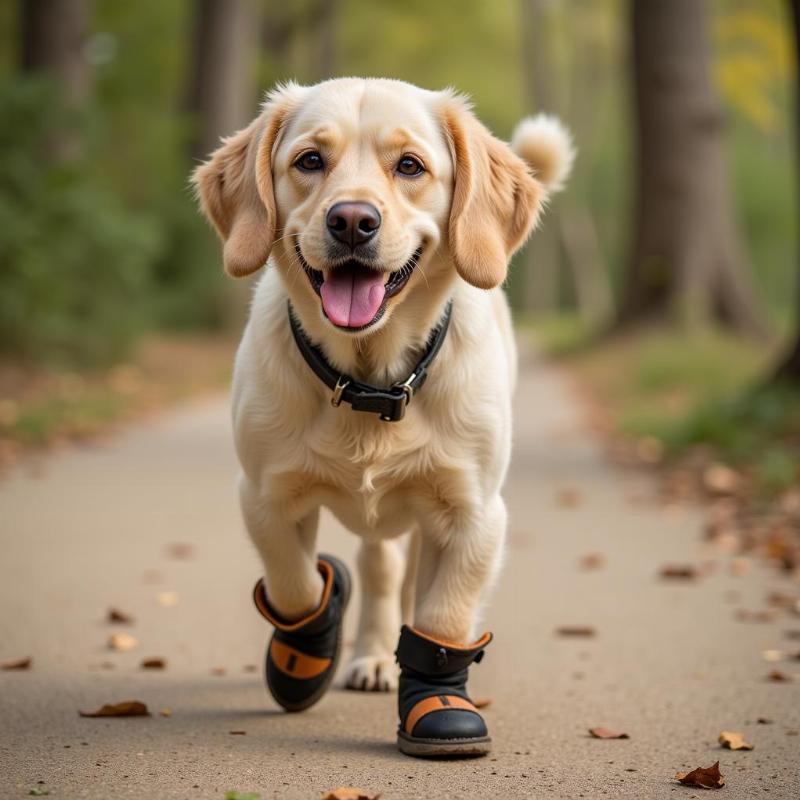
[252,554,351,712]
[395,624,493,757]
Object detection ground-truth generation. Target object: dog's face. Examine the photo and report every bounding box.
[194,78,547,337]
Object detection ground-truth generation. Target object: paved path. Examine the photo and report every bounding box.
[1,349,799,799]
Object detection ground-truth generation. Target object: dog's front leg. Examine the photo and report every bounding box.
[395,493,506,756]
[344,539,404,691]
[240,478,324,620]
[241,477,352,712]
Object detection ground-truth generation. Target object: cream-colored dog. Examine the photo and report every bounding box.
[194,78,571,735]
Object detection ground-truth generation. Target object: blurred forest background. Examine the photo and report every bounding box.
[0,0,799,518]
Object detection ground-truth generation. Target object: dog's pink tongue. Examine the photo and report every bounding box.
[320,264,386,328]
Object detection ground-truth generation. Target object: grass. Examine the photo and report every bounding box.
[0,335,234,457]
[531,313,800,497]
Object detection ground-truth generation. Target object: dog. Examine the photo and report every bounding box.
[194,77,572,756]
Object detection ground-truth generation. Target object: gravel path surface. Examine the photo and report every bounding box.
[2,351,799,799]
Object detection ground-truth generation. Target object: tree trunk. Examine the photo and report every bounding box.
[775,0,800,380]
[309,0,339,82]
[616,0,766,336]
[188,0,258,163]
[20,0,90,104]
[519,0,562,313]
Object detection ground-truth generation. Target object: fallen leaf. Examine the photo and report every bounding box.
[229,730,247,735]
[659,564,697,580]
[555,487,583,508]
[756,717,773,724]
[79,700,150,718]
[159,708,172,717]
[166,542,195,560]
[589,727,629,739]
[703,463,741,495]
[767,669,791,682]
[472,697,492,709]
[242,664,258,673]
[28,789,49,796]
[321,789,380,800]
[211,667,227,676]
[1,656,32,670]
[140,657,166,670]
[108,633,138,652]
[579,553,605,570]
[719,730,753,750]
[675,761,725,789]
[157,591,179,607]
[224,793,261,800]
[107,607,134,624]
[735,609,778,623]
[762,649,783,662]
[556,626,596,637]
[767,591,799,609]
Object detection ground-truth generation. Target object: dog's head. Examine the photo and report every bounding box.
[194,78,572,335]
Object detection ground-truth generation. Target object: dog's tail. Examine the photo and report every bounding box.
[510,114,575,193]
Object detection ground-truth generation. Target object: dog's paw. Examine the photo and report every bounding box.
[343,655,398,692]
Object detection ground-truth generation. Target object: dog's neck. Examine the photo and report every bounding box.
[286,269,457,387]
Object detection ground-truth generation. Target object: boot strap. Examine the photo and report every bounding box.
[395,625,492,675]
[403,694,481,734]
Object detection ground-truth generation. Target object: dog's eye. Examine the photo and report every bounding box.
[396,155,424,177]
[295,151,324,172]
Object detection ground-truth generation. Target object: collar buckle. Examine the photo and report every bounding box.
[330,376,350,407]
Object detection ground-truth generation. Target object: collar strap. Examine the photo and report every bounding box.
[288,300,453,422]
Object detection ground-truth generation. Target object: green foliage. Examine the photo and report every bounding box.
[0,78,162,365]
[657,383,800,495]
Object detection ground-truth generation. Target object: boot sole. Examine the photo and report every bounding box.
[266,553,352,713]
[397,730,492,758]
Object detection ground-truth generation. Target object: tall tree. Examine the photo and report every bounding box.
[20,0,90,104]
[776,0,800,380]
[187,0,258,164]
[617,0,766,335]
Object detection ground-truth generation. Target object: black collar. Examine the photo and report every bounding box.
[288,300,453,422]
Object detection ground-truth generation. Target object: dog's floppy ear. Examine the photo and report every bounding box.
[443,96,574,290]
[192,87,298,278]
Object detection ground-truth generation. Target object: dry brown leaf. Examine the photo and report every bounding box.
[675,761,725,789]
[321,789,380,800]
[756,717,773,724]
[211,667,227,676]
[735,609,778,623]
[229,730,247,735]
[1,656,31,671]
[579,553,605,571]
[555,487,583,508]
[472,697,491,709]
[79,700,150,718]
[556,626,596,637]
[159,708,172,717]
[589,727,629,739]
[108,633,138,652]
[242,664,258,673]
[719,730,753,750]
[659,564,697,580]
[703,464,741,495]
[140,657,166,670]
[166,542,195,560]
[767,669,792,682]
[107,607,134,624]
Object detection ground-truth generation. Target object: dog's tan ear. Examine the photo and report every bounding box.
[192,91,295,278]
[442,97,544,290]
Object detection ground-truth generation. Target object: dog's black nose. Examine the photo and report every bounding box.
[326,202,381,248]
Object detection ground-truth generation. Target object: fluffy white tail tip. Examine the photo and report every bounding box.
[511,114,575,192]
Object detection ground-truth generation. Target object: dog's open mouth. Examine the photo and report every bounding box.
[296,245,422,331]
